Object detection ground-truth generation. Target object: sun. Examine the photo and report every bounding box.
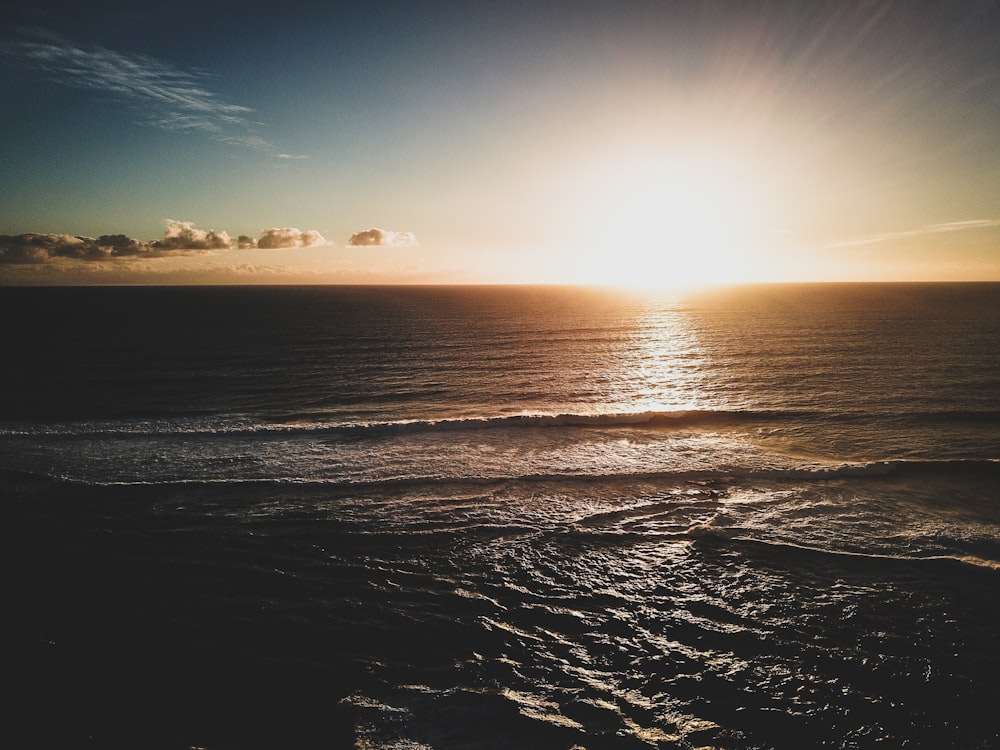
[562,144,779,288]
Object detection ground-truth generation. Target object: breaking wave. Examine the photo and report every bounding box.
[6,457,998,491]
[3,406,996,440]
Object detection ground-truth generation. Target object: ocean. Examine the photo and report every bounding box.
[2,283,998,749]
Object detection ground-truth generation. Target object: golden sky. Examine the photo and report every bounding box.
[1,1,998,285]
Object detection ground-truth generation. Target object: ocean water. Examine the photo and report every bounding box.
[2,283,998,749]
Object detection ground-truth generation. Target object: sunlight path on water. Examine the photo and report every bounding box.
[606,295,715,416]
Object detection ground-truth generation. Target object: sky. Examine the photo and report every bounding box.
[1,0,998,286]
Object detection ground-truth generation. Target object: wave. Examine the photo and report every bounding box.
[5,406,998,441]
[735,458,1000,480]
[312,409,806,439]
[6,458,997,494]
[474,458,1000,485]
[0,407,893,439]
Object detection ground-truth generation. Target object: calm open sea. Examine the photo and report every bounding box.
[3,283,999,749]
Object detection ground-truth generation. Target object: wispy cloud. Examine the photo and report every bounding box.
[826,219,1000,249]
[1,27,303,157]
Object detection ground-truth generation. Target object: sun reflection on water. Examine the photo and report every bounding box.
[610,296,713,415]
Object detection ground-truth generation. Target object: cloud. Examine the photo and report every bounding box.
[348,228,418,247]
[1,28,301,157]
[0,232,166,263]
[826,219,1000,249]
[0,234,95,263]
[151,219,232,251]
[256,227,329,249]
[0,220,332,264]
[92,234,148,256]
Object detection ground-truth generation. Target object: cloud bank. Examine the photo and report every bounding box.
[0,220,330,264]
[348,228,418,247]
[0,221,425,266]
[1,28,299,156]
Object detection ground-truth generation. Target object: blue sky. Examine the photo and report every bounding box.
[1,0,999,284]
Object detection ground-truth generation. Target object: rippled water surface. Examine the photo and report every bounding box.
[3,284,999,749]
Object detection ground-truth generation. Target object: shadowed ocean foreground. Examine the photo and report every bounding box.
[3,284,999,749]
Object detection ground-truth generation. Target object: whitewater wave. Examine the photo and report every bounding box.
[6,457,997,491]
[0,408,772,438]
[6,406,994,439]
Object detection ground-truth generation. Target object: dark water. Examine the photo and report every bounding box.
[2,283,999,749]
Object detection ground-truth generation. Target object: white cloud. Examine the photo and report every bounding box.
[0,220,332,264]
[256,227,329,249]
[151,219,233,251]
[348,228,418,247]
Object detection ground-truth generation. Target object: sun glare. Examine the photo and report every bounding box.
[565,144,780,288]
